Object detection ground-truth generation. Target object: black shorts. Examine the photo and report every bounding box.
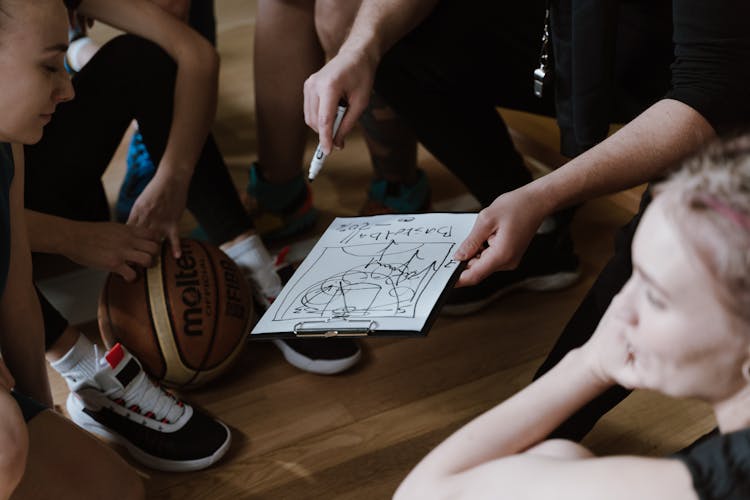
[11,390,47,422]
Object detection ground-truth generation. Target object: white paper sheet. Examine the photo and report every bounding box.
[251,213,478,335]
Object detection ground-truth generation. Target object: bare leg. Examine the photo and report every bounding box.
[315,0,419,185]
[0,392,27,500]
[255,0,324,183]
[11,410,145,500]
[45,325,79,362]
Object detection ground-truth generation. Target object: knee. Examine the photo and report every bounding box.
[525,439,595,460]
[98,34,176,81]
[0,399,28,493]
[314,0,359,56]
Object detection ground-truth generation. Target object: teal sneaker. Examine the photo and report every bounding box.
[360,168,431,215]
[244,163,318,241]
[115,130,156,223]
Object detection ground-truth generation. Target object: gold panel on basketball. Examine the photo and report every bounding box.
[98,239,253,388]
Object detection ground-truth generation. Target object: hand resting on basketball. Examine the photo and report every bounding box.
[64,220,161,282]
[126,170,189,261]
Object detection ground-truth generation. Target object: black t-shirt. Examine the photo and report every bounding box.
[555,0,750,156]
[673,428,750,499]
[666,0,750,135]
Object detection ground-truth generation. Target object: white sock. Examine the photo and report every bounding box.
[66,37,94,72]
[50,333,98,389]
[224,235,282,302]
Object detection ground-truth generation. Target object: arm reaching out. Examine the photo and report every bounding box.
[455,99,714,286]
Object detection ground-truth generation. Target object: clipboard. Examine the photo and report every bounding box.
[250,212,477,339]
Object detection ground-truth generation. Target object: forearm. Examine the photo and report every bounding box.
[340,0,439,66]
[400,349,609,489]
[526,99,715,216]
[25,210,76,257]
[157,44,218,181]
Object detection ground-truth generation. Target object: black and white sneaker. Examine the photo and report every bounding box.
[66,343,231,472]
[264,263,362,375]
[443,226,581,316]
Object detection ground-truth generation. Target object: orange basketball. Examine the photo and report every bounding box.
[98,239,253,388]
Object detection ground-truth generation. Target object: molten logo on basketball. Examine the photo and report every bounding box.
[98,238,253,388]
[174,241,210,337]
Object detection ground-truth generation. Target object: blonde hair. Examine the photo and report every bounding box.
[654,136,750,325]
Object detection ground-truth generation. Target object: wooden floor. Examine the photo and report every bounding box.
[47,2,715,498]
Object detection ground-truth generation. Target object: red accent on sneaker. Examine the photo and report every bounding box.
[105,343,125,369]
[130,405,141,414]
[274,246,290,267]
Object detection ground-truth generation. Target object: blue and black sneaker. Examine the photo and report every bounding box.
[360,168,431,216]
[243,162,318,241]
[115,130,156,223]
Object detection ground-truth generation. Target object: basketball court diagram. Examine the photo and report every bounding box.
[272,239,457,321]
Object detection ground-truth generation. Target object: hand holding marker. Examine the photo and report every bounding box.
[308,99,348,182]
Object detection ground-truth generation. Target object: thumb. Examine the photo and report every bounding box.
[455,214,493,261]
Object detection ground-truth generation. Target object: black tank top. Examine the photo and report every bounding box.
[0,143,14,295]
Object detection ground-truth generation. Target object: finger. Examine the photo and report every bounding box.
[131,224,162,243]
[115,263,137,283]
[454,212,494,261]
[124,249,155,269]
[318,90,337,155]
[334,95,366,149]
[303,78,313,129]
[167,227,181,259]
[456,261,491,287]
[306,84,321,133]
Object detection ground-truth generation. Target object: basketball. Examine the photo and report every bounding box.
[98,238,253,388]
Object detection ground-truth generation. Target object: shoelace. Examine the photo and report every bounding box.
[95,348,186,423]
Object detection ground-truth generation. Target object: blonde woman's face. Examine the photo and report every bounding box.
[613,197,748,401]
[0,0,73,144]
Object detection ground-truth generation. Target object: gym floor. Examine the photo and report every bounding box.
[45,1,715,498]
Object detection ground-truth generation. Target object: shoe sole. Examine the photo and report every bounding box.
[442,270,581,317]
[271,339,362,375]
[66,394,231,472]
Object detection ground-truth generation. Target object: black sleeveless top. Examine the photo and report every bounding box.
[0,143,14,296]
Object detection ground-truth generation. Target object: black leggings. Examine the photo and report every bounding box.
[26,35,253,349]
[374,0,553,207]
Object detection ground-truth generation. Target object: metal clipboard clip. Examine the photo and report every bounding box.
[293,318,379,338]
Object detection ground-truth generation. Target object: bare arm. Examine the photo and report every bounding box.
[76,0,219,256]
[395,295,698,499]
[25,210,160,282]
[455,99,715,285]
[304,0,438,154]
[0,146,52,406]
